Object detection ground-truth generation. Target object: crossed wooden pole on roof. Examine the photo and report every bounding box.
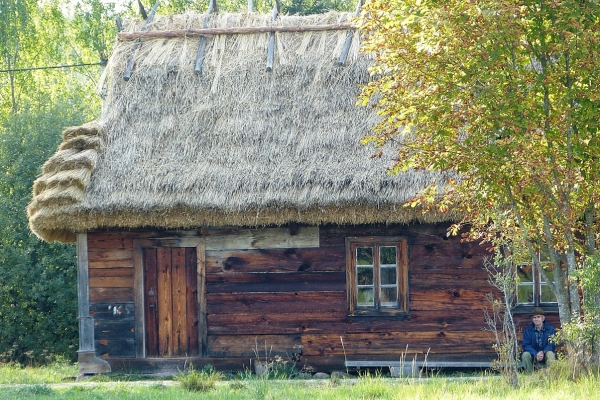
[121,0,363,80]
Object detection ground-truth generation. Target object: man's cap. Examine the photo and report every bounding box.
[531,307,545,316]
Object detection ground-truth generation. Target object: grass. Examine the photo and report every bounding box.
[0,361,599,399]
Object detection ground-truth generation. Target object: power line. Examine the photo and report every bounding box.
[0,61,106,73]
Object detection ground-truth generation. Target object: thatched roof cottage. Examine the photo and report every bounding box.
[28,11,504,375]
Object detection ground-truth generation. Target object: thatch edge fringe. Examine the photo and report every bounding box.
[29,203,461,243]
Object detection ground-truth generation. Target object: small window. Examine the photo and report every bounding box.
[346,237,408,316]
[516,255,557,306]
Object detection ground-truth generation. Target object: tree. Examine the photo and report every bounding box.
[0,96,93,363]
[358,0,600,326]
[158,0,354,14]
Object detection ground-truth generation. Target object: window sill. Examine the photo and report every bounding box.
[348,308,409,318]
[511,304,559,315]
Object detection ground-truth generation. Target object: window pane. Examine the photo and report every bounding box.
[380,246,397,265]
[380,287,397,306]
[357,266,373,285]
[517,264,534,282]
[357,288,374,306]
[380,266,397,285]
[357,247,373,266]
[517,284,534,304]
[540,284,557,303]
[539,266,557,303]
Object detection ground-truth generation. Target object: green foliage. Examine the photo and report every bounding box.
[359,0,600,324]
[0,96,93,364]
[175,364,224,392]
[158,0,354,14]
[73,0,119,64]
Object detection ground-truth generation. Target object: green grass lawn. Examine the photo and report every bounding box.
[0,362,599,399]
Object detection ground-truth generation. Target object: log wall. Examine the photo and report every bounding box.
[87,223,554,371]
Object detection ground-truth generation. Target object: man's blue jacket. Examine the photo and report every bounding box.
[522,321,556,357]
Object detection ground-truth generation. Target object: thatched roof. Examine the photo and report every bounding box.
[28,11,456,243]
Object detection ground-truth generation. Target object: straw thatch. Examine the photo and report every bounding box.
[28,11,457,243]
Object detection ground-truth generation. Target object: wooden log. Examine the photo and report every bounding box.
[207,334,301,358]
[302,331,495,356]
[206,271,345,294]
[89,275,134,288]
[89,268,134,278]
[89,259,133,269]
[94,319,135,339]
[205,247,343,274]
[90,287,134,303]
[89,249,133,263]
[96,338,136,358]
[207,292,346,315]
[206,309,495,335]
[88,234,133,250]
[118,23,355,41]
[90,303,134,320]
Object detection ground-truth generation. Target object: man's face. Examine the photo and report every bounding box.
[532,314,545,329]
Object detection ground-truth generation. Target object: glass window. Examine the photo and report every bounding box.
[515,255,557,306]
[346,237,408,315]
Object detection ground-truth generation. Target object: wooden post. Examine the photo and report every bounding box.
[338,0,362,65]
[194,0,218,75]
[266,1,280,72]
[123,0,160,81]
[77,233,111,375]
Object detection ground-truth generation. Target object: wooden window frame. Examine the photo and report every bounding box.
[346,236,409,317]
[515,255,558,307]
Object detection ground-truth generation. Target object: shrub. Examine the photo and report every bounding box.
[176,364,223,392]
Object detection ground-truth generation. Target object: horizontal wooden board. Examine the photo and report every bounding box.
[409,289,492,311]
[89,276,134,288]
[207,292,346,315]
[302,331,496,356]
[96,338,136,358]
[206,271,345,294]
[90,287,134,303]
[89,249,133,263]
[89,259,133,269]
[204,227,319,250]
[206,248,344,273]
[89,267,134,278]
[207,334,302,357]
[88,234,133,250]
[90,303,134,320]
[207,308,500,335]
[94,319,135,339]
[410,275,494,291]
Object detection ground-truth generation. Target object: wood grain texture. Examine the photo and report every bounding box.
[85,223,542,369]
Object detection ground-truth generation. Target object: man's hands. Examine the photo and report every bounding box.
[536,351,544,361]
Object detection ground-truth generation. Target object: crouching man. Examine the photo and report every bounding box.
[522,307,556,373]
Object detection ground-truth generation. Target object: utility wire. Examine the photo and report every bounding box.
[0,61,106,73]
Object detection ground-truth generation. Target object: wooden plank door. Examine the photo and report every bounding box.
[143,247,199,357]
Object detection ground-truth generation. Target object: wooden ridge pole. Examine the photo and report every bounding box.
[118,23,355,40]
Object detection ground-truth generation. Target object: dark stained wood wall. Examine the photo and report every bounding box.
[88,234,135,359]
[87,223,539,370]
